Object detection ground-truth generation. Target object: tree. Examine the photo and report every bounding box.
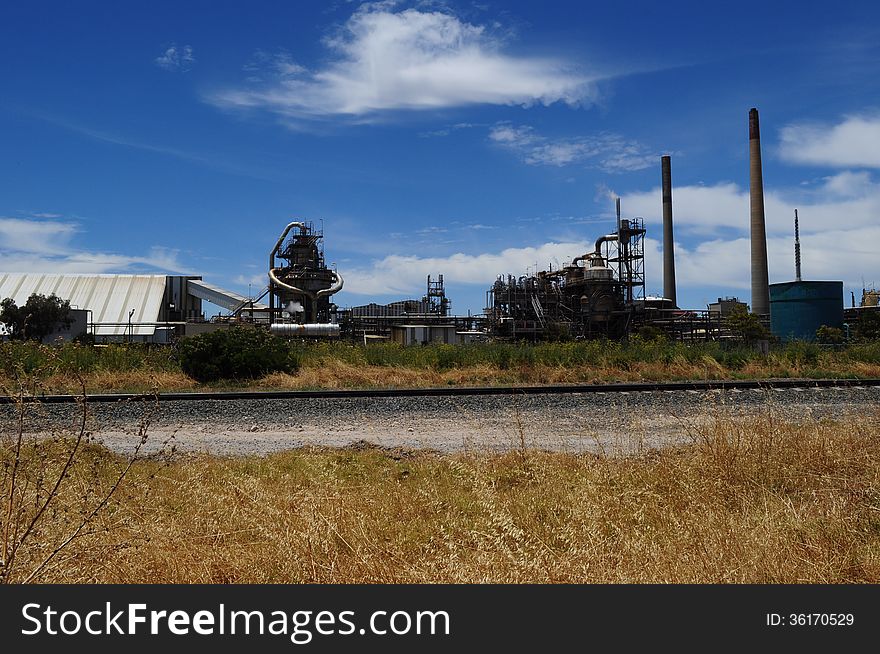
[0,293,72,342]
[725,304,770,343]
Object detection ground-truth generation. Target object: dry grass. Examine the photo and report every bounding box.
[4,339,880,394]
[37,371,198,395]
[4,409,880,583]
[13,358,880,395]
[258,359,880,391]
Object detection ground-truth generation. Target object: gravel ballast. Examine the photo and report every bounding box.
[2,385,878,456]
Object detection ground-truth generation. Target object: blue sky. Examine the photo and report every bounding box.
[2,0,879,315]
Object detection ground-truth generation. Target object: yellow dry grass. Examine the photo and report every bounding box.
[4,409,880,584]
[35,371,198,395]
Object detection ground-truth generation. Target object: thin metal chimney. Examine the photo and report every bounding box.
[661,155,677,306]
[749,108,770,316]
[794,209,802,282]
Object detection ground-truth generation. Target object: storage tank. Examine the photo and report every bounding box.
[769,281,843,341]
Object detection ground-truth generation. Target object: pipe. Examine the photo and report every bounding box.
[594,233,618,256]
[661,155,677,306]
[316,270,344,298]
[749,108,770,316]
[269,221,306,269]
[268,221,305,325]
[268,267,311,299]
[270,323,340,337]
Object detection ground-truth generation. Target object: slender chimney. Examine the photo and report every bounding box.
[749,108,770,316]
[661,155,677,306]
[794,209,802,282]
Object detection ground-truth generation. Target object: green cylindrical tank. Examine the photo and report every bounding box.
[769,281,843,341]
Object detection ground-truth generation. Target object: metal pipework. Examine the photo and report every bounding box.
[570,233,617,269]
[268,221,305,323]
[270,323,340,337]
[661,155,677,306]
[749,108,770,316]
[316,270,344,298]
[269,221,306,270]
[593,233,619,256]
[268,267,310,298]
[268,268,343,300]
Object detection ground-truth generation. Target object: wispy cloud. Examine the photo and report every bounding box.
[342,240,593,296]
[36,114,289,183]
[779,113,880,168]
[155,44,195,71]
[489,123,657,172]
[419,122,479,138]
[207,4,594,121]
[0,216,188,273]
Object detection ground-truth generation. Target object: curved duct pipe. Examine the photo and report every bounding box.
[316,270,344,298]
[268,267,313,299]
[570,233,619,268]
[269,221,306,271]
[269,221,305,324]
[269,268,344,300]
[594,233,618,255]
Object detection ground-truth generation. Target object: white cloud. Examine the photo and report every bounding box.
[155,44,195,71]
[618,171,880,236]
[340,167,880,303]
[208,5,592,119]
[0,217,187,273]
[341,224,877,305]
[0,218,78,254]
[779,113,880,168]
[342,240,593,296]
[489,124,656,171]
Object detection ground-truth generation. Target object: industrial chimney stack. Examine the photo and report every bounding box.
[749,108,770,316]
[794,209,802,282]
[661,155,677,306]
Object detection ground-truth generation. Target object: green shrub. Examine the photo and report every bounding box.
[177,327,298,382]
[782,340,821,367]
[816,325,844,345]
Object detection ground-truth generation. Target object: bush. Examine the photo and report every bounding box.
[781,340,821,367]
[816,325,844,345]
[177,327,298,382]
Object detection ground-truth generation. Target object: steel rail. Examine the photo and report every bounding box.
[2,378,879,404]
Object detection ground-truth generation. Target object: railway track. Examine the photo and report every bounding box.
[3,377,880,404]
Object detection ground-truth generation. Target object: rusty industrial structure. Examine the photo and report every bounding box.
[485,200,647,340]
[4,107,867,345]
[267,221,343,337]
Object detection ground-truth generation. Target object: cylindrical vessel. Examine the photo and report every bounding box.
[269,323,341,337]
[769,281,843,341]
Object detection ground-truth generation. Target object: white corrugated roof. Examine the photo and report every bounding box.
[0,273,168,335]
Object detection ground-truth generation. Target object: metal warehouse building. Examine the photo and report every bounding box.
[0,273,205,342]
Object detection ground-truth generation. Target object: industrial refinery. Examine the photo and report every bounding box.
[0,108,874,346]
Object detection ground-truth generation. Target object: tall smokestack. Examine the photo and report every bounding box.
[749,107,770,316]
[661,155,677,306]
[794,209,802,282]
